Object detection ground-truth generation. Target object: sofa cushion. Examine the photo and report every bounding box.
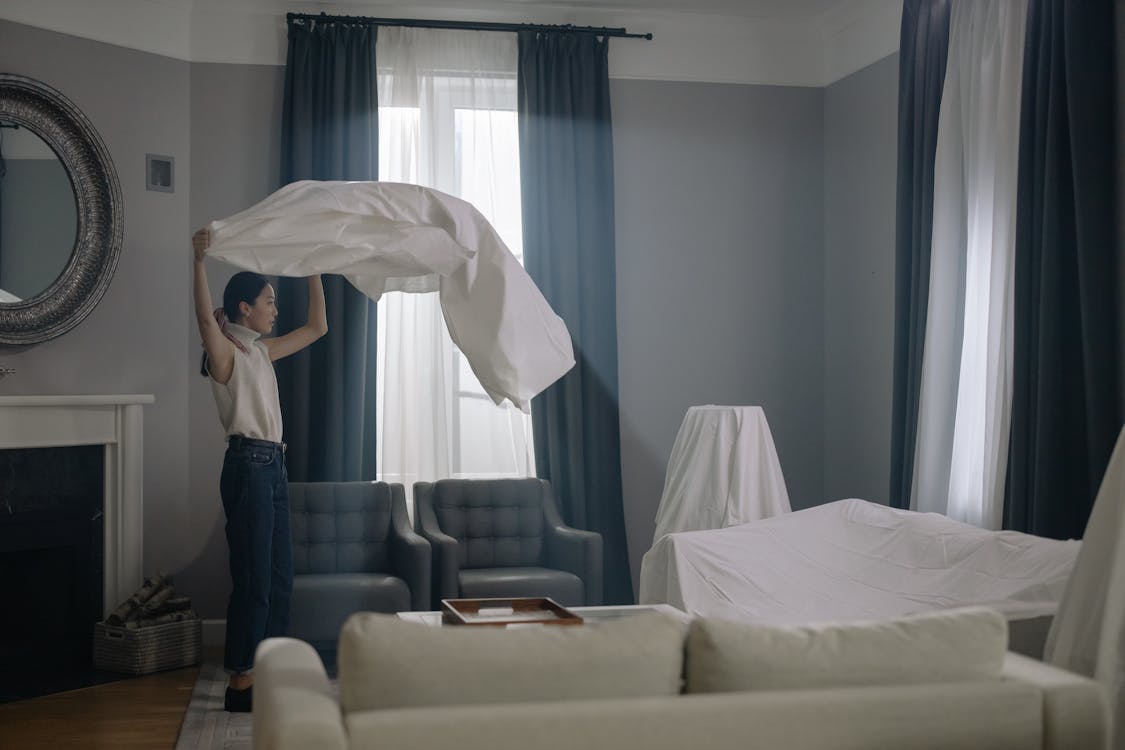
[338,611,685,712]
[685,606,1008,693]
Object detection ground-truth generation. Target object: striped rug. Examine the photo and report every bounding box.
[174,663,251,750]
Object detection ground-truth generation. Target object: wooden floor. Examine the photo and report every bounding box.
[0,666,198,750]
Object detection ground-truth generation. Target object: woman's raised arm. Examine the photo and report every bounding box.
[265,275,328,361]
[193,228,235,382]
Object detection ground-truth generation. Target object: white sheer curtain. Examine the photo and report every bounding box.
[911,0,1027,529]
[375,27,534,505]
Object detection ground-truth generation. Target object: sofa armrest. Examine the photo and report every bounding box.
[253,638,346,750]
[1001,652,1109,750]
[541,484,603,605]
[388,484,431,611]
[415,481,461,608]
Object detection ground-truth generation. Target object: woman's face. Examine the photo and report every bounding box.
[239,284,277,334]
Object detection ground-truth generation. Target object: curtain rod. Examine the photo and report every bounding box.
[286,12,653,40]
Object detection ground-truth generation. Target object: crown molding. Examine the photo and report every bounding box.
[0,0,900,86]
[819,0,902,85]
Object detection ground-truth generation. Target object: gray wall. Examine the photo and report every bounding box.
[0,158,75,298]
[0,21,193,588]
[822,54,899,505]
[612,79,825,593]
[184,62,284,618]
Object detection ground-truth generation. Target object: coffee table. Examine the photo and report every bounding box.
[397,603,689,626]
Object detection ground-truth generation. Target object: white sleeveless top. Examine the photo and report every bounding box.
[209,322,283,443]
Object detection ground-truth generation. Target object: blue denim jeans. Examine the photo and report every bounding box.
[219,441,292,673]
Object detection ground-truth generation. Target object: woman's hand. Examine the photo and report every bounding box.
[192,228,211,263]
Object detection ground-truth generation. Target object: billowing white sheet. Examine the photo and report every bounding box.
[1045,424,1125,749]
[652,405,790,543]
[205,180,574,410]
[639,498,1079,624]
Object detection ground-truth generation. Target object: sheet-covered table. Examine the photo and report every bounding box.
[640,498,1079,626]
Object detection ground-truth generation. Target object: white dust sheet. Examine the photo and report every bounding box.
[206,180,574,410]
[640,498,1079,624]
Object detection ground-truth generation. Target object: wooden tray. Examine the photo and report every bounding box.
[440,597,584,626]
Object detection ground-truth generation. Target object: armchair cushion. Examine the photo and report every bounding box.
[686,606,1009,694]
[338,611,685,713]
[458,567,583,606]
[290,574,411,642]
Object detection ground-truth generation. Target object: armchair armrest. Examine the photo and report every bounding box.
[388,484,431,611]
[542,484,603,605]
[253,638,346,750]
[1001,652,1109,750]
[415,481,462,608]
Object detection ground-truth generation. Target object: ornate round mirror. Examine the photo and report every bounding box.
[0,74,122,344]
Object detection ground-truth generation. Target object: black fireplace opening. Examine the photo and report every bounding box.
[0,445,119,703]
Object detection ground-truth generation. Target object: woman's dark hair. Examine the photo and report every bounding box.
[222,271,270,322]
[199,271,270,377]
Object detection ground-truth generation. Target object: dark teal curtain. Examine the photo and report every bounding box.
[278,16,379,481]
[1003,0,1122,538]
[888,0,951,510]
[517,31,631,605]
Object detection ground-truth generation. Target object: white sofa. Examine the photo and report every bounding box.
[252,608,1109,750]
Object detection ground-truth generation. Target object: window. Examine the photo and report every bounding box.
[375,30,533,496]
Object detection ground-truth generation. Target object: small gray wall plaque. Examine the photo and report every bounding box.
[146,153,174,193]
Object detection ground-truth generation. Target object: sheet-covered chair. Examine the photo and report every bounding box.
[652,404,791,543]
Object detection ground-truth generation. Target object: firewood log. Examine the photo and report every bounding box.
[125,609,198,629]
[106,572,168,625]
[150,596,192,615]
[140,583,175,615]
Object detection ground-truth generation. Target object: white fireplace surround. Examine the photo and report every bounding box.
[0,394,153,616]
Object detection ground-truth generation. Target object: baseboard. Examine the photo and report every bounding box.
[202,619,226,648]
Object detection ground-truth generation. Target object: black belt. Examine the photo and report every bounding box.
[228,435,286,453]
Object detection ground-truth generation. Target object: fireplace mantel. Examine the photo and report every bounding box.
[0,394,154,615]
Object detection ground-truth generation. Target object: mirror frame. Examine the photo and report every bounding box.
[0,73,122,344]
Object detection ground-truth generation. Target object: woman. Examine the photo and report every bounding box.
[192,227,327,712]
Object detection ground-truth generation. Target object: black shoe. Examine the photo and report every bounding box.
[224,685,252,713]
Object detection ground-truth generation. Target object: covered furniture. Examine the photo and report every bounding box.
[1045,425,1125,749]
[253,607,1109,750]
[652,405,790,543]
[415,478,601,608]
[288,481,430,657]
[639,498,1079,657]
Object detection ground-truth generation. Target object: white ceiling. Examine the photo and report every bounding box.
[0,0,902,86]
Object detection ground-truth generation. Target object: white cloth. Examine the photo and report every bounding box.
[206,180,575,411]
[208,322,283,443]
[639,498,1079,625]
[1045,424,1125,749]
[651,405,790,543]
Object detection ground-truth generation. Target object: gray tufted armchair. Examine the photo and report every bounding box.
[289,481,429,657]
[414,478,602,609]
